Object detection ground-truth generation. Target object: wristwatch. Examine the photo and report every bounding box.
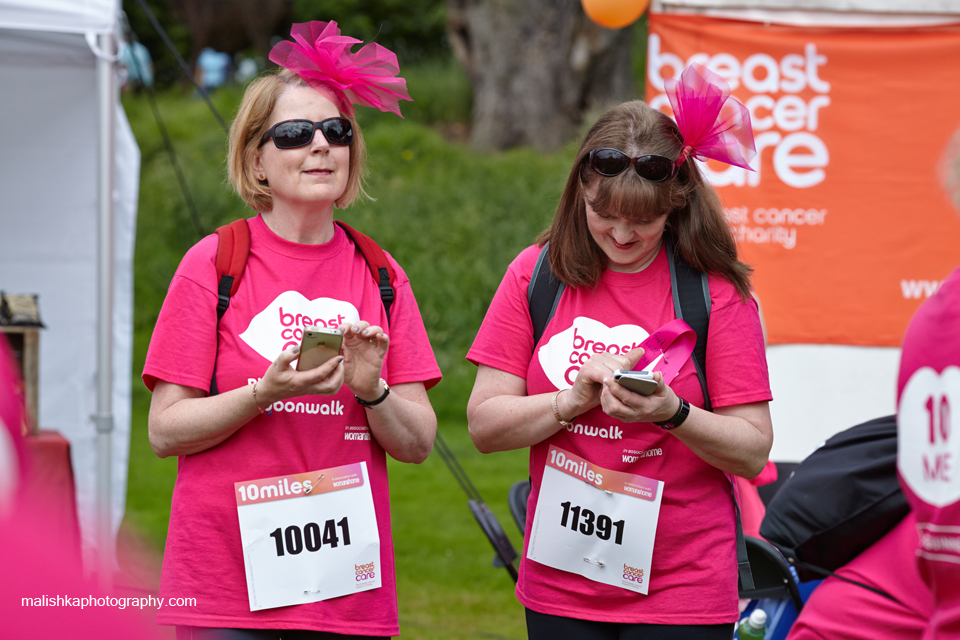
[653,397,690,430]
[355,378,390,407]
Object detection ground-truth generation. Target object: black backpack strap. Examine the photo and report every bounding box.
[527,242,565,349]
[666,239,754,590]
[666,240,711,412]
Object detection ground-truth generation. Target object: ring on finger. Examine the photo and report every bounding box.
[368,338,376,344]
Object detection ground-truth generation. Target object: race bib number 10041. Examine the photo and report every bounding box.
[235,461,380,611]
[527,446,663,594]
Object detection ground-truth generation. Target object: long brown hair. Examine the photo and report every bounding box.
[537,100,752,300]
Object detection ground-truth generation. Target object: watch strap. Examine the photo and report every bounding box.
[355,378,390,407]
[654,397,690,430]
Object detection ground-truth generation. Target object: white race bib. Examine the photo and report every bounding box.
[898,366,960,508]
[527,445,663,594]
[235,461,381,611]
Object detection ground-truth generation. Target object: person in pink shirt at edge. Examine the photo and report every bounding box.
[781,132,960,640]
[895,128,960,640]
[142,21,440,640]
[0,337,164,638]
[785,512,933,640]
[466,63,773,640]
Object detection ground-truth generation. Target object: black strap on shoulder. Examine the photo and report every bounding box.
[209,273,236,396]
[666,240,754,590]
[216,275,235,323]
[527,242,565,350]
[665,241,711,412]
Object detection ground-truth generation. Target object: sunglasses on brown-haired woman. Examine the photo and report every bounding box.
[587,148,677,182]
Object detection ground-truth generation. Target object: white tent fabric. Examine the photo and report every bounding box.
[0,0,117,34]
[651,0,960,461]
[0,1,137,572]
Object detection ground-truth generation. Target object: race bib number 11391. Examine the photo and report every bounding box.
[527,446,663,594]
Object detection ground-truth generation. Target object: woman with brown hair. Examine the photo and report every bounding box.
[143,21,440,639]
[467,65,773,639]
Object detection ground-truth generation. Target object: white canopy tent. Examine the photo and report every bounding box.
[650,0,960,462]
[0,0,138,583]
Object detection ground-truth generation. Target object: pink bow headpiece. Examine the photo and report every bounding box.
[664,63,756,171]
[269,21,412,118]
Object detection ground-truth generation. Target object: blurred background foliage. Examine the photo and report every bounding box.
[123,0,448,88]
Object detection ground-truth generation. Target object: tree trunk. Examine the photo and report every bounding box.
[447,0,635,152]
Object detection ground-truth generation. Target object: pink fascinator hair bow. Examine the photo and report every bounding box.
[664,62,756,171]
[269,21,412,118]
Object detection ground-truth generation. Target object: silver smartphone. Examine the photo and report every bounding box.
[296,326,343,371]
[613,370,658,396]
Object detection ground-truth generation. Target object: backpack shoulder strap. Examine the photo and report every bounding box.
[210,218,252,395]
[527,242,565,350]
[666,240,754,590]
[214,218,251,322]
[665,240,711,412]
[336,221,397,325]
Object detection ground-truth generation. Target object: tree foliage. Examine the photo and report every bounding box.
[124,0,448,89]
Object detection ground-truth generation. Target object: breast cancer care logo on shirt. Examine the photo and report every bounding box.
[538,317,650,389]
[239,291,360,362]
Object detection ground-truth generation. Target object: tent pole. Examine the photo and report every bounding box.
[95,30,117,593]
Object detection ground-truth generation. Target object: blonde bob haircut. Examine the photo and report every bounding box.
[228,69,369,212]
[537,100,752,300]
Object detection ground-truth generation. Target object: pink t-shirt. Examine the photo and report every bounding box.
[786,513,933,640]
[467,244,771,625]
[896,267,960,639]
[142,215,440,634]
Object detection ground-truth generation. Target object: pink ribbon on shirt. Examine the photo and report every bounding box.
[633,319,696,384]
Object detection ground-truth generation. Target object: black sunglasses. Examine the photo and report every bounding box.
[260,117,354,149]
[587,148,677,182]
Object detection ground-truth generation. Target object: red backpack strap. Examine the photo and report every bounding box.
[209,218,251,396]
[336,221,396,325]
[214,219,251,322]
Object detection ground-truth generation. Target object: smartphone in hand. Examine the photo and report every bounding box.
[613,370,658,396]
[296,326,343,371]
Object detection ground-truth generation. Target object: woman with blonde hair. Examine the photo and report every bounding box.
[143,21,440,639]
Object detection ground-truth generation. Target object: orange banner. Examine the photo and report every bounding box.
[647,14,960,346]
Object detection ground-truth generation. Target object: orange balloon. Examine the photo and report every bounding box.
[581,0,650,29]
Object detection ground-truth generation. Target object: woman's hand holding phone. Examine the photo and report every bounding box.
[601,370,682,425]
[251,338,345,411]
[558,347,646,421]
[339,321,389,401]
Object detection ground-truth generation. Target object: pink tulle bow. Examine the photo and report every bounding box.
[664,63,756,172]
[269,21,412,118]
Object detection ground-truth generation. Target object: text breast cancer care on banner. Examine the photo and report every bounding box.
[528,446,664,594]
[648,14,960,346]
[235,462,380,611]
